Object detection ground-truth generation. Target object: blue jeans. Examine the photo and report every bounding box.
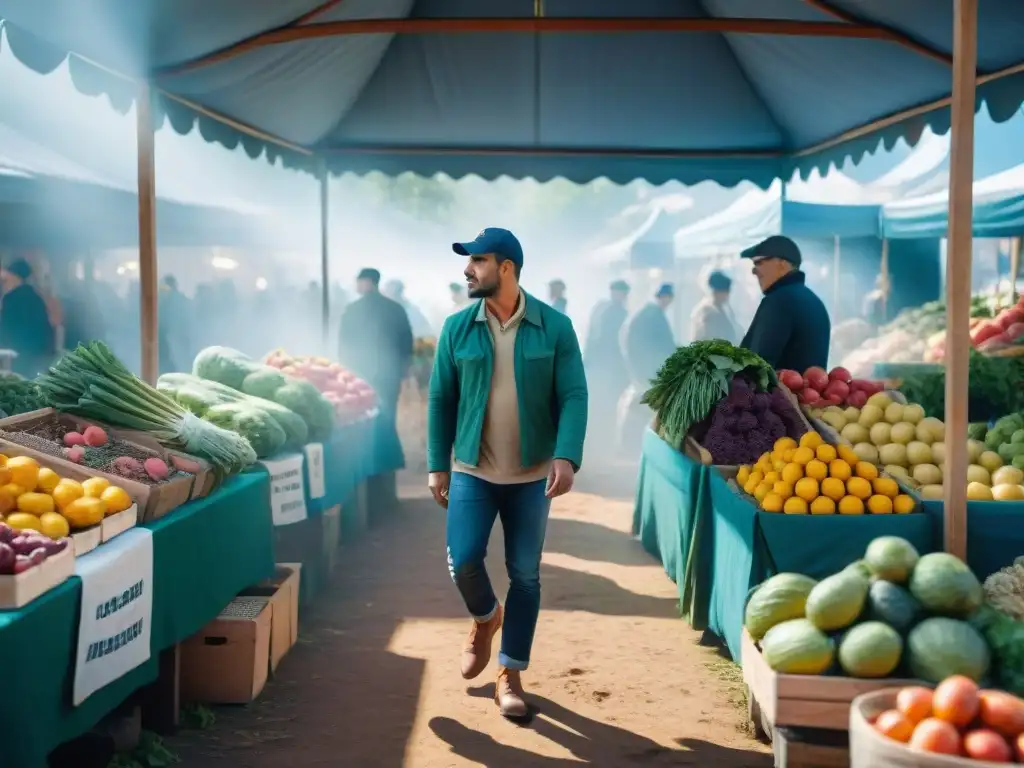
[445,472,551,671]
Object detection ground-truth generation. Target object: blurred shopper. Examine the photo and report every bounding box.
[862,273,890,328]
[0,258,54,378]
[384,279,433,338]
[339,268,414,484]
[740,235,830,371]
[618,283,676,456]
[433,281,469,331]
[549,279,568,314]
[159,275,193,374]
[427,227,587,720]
[583,279,631,450]
[690,270,738,343]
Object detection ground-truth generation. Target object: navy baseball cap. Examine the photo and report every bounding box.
[656,283,674,298]
[741,235,802,267]
[453,227,524,267]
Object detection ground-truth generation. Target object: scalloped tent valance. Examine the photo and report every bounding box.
[2,1,1024,187]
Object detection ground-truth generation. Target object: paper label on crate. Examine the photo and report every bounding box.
[262,453,309,526]
[73,528,154,706]
[304,442,326,500]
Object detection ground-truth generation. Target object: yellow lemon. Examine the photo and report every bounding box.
[846,477,872,500]
[17,492,54,516]
[815,443,838,463]
[782,449,796,462]
[838,495,865,515]
[100,486,133,515]
[867,494,893,514]
[774,437,797,453]
[837,444,860,466]
[0,454,7,466]
[855,461,879,481]
[1,483,26,499]
[804,459,828,481]
[810,496,836,515]
[0,488,13,516]
[52,480,85,511]
[773,480,794,499]
[770,449,785,465]
[83,477,111,498]
[829,459,852,481]
[773,460,787,474]
[799,432,824,450]
[794,477,819,502]
[792,446,815,465]
[872,477,900,499]
[5,512,41,531]
[893,494,916,514]
[753,483,773,503]
[781,463,804,485]
[761,492,784,513]
[820,477,847,501]
[6,456,39,494]
[36,467,61,494]
[743,471,764,495]
[763,471,780,486]
[63,497,107,529]
[38,511,70,539]
[736,466,751,486]
[783,497,808,515]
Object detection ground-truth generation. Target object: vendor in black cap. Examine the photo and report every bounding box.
[690,269,738,343]
[583,279,631,443]
[0,257,54,377]
[739,235,830,371]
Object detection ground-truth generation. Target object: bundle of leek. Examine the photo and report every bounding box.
[37,342,257,473]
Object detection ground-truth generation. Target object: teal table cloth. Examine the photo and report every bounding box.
[921,499,1024,580]
[0,471,275,768]
[304,417,376,516]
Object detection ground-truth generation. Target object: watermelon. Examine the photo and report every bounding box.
[906,617,991,683]
[744,573,817,640]
[838,621,903,678]
[908,552,983,617]
[761,619,835,675]
[805,571,870,631]
[864,536,920,583]
[866,580,923,635]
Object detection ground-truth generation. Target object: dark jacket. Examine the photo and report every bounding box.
[0,283,54,377]
[623,302,676,385]
[584,300,628,369]
[741,271,830,371]
[338,291,414,403]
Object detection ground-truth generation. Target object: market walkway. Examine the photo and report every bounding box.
[170,468,772,767]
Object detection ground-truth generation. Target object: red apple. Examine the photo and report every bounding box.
[828,366,852,383]
[778,369,804,392]
[847,389,868,408]
[798,388,821,405]
[804,367,829,392]
[824,379,851,403]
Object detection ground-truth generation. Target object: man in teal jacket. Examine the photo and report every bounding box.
[427,227,588,720]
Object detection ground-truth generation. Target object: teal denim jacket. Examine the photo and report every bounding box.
[426,292,588,473]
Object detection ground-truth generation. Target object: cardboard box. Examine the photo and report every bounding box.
[180,597,272,704]
[0,543,75,608]
[243,563,301,672]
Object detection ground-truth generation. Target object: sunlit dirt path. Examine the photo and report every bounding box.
[170,467,772,767]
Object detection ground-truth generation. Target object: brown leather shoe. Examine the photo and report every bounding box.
[460,605,502,680]
[495,666,529,719]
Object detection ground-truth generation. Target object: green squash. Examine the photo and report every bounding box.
[838,621,903,678]
[908,552,983,618]
[866,580,923,635]
[906,617,991,684]
[744,573,817,641]
[864,536,920,583]
[761,619,835,675]
[806,571,870,632]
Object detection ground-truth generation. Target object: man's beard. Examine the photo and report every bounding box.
[467,276,499,299]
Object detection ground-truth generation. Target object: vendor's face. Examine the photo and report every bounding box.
[0,270,19,292]
[751,256,791,292]
[611,288,629,304]
[713,289,730,306]
[656,294,673,309]
[356,278,376,296]
[464,253,505,299]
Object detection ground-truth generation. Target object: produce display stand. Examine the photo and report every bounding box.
[0,471,275,768]
[633,428,936,661]
[919,498,1024,580]
[741,630,918,768]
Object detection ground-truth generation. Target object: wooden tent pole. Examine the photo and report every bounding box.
[319,158,330,346]
[943,0,978,560]
[136,82,159,384]
[880,238,889,322]
[833,235,841,322]
[1010,237,1021,304]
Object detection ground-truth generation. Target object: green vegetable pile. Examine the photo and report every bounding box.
[192,346,334,442]
[641,340,777,449]
[0,373,45,417]
[36,342,257,474]
[882,294,995,338]
[897,350,1024,422]
[157,373,308,458]
[972,604,1024,697]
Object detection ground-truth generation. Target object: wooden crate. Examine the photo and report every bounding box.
[0,408,209,522]
[742,630,917,767]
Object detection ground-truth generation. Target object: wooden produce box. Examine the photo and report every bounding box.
[0,409,208,522]
[241,563,301,673]
[741,630,918,766]
[0,542,75,608]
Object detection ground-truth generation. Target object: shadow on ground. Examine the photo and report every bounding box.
[429,686,770,766]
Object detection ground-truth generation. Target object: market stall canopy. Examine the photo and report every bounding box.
[590,203,689,267]
[2,1,1024,187]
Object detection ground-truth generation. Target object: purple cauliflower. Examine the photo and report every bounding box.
[736,411,758,433]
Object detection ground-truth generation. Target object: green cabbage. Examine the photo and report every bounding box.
[192,346,260,390]
[205,402,286,459]
[274,380,335,442]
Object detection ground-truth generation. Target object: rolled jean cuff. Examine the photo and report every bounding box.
[472,601,499,623]
[498,652,528,671]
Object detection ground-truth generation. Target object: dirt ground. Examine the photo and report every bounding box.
[169,463,772,767]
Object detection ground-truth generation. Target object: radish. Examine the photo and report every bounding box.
[63,431,86,447]
[82,425,108,447]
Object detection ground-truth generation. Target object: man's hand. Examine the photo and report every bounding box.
[428,471,450,509]
[545,459,575,499]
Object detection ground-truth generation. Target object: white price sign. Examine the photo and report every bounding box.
[262,453,308,526]
[304,442,326,500]
[73,528,154,705]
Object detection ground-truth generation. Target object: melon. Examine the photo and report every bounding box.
[744,573,818,640]
[864,536,920,583]
[843,560,873,580]
[906,617,991,683]
[838,621,903,678]
[805,571,870,631]
[866,579,923,634]
[909,552,983,617]
[760,618,835,675]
